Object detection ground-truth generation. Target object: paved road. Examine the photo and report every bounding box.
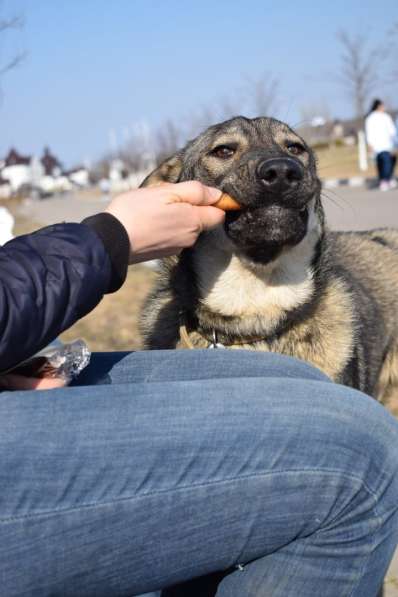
[18,186,398,595]
[18,193,111,225]
[323,186,398,231]
[18,186,398,231]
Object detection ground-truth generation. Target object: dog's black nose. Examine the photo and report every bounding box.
[257,157,304,191]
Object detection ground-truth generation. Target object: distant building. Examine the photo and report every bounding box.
[0,176,12,199]
[4,148,30,167]
[38,148,70,194]
[298,109,398,148]
[109,159,129,182]
[41,147,62,177]
[63,166,90,188]
[0,206,14,243]
[1,149,32,192]
[0,147,79,196]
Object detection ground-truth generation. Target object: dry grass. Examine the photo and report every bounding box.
[315,144,377,180]
[60,265,156,351]
[1,197,42,236]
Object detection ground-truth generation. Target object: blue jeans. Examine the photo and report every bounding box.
[1,350,398,597]
[376,151,396,181]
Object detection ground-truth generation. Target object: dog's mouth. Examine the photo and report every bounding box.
[224,201,310,263]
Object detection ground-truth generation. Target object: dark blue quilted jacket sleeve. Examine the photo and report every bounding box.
[0,222,115,372]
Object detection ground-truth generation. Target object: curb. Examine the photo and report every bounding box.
[322,176,375,189]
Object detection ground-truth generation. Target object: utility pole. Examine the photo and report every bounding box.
[357,130,368,172]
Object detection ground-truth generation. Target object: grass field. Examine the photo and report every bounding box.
[315,143,377,180]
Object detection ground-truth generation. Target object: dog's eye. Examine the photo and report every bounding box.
[210,145,236,159]
[286,142,306,156]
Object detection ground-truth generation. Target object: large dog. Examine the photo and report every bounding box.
[139,116,398,408]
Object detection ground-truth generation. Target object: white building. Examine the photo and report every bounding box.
[1,149,32,192]
[0,207,14,244]
[0,177,12,199]
[64,167,90,188]
[0,147,74,196]
[103,159,154,194]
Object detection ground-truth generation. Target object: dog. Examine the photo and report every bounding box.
[139,115,398,409]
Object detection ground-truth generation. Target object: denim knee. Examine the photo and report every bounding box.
[323,385,398,516]
[117,349,332,384]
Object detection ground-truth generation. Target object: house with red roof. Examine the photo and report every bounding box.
[1,149,34,192]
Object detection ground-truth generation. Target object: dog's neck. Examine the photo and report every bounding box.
[191,201,322,337]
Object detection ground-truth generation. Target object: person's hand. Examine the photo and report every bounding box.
[0,374,67,391]
[105,181,225,263]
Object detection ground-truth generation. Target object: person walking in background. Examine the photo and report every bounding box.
[365,99,397,191]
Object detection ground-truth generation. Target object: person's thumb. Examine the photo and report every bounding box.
[165,181,222,206]
[195,205,225,231]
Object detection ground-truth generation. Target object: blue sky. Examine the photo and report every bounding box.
[0,0,397,167]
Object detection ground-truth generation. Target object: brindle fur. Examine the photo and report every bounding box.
[139,116,398,408]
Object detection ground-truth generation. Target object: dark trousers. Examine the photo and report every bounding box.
[377,151,397,181]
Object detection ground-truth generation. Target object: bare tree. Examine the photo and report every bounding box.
[218,93,243,120]
[297,100,333,145]
[187,73,278,136]
[89,156,111,184]
[153,119,183,162]
[387,22,398,84]
[244,73,279,117]
[336,30,386,118]
[187,93,243,139]
[300,99,331,125]
[0,13,25,77]
[188,104,216,138]
[101,72,279,172]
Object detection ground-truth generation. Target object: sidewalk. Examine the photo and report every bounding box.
[17,186,398,232]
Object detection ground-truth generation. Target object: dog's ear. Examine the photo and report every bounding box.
[140,154,183,188]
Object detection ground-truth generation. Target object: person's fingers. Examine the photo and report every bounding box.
[0,373,67,390]
[194,205,226,231]
[162,181,222,206]
[31,377,67,390]
[0,374,34,390]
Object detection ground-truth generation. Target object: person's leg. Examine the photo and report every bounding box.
[72,349,330,387]
[377,152,392,189]
[376,151,391,191]
[376,152,385,181]
[389,154,397,187]
[75,351,330,597]
[1,352,398,597]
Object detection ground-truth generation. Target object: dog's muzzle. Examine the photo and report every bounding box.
[257,157,304,195]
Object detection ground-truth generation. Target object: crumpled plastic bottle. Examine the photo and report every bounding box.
[7,339,91,385]
[34,339,91,383]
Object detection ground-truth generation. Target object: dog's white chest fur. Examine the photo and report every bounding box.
[193,204,320,327]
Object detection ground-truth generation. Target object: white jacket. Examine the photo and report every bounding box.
[365,111,397,154]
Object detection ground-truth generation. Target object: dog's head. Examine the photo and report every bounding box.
[141,116,323,264]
